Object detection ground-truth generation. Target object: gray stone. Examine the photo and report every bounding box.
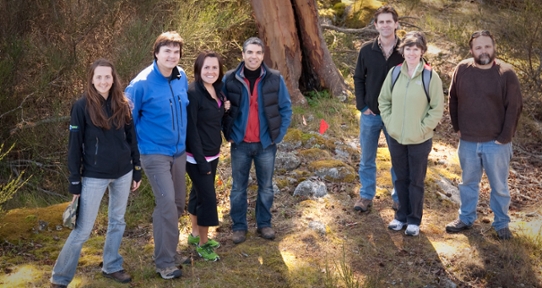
[293,180,327,197]
[275,152,301,170]
[309,221,327,235]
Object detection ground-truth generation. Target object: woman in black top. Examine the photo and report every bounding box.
[50,59,141,287]
[186,51,230,261]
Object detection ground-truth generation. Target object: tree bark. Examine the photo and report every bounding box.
[249,0,305,105]
[250,0,349,104]
[292,0,348,99]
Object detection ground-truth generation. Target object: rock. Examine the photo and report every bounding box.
[309,221,327,235]
[275,151,301,170]
[436,176,460,205]
[273,183,280,195]
[293,180,327,197]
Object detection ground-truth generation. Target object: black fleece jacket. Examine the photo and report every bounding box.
[354,37,403,114]
[186,81,230,174]
[67,95,141,194]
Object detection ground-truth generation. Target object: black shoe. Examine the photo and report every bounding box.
[51,284,67,288]
[496,227,512,240]
[102,270,132,283]
[445,219,472,233]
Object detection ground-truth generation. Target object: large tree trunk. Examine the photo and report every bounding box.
[249,0,305,105]
[292,0,348,98]
[250,0,349,105]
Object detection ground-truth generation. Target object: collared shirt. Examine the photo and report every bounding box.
[378,36,399,61]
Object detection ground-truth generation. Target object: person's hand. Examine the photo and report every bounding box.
[457,131,461,138]
[225,100,231,111]
[495,140,502,145]
[131,180,141,191]
[71,194,80,203]
[363,109,375,115]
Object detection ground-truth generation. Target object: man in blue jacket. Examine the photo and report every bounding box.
[125,31,188,280]
[223,37,292,244]
[353,5,403,212]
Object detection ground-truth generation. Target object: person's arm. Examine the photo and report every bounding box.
[125,116,141,190]
[186,86,211,174]
[448,65,460,134]
[496,69,523,144]
[67,101,85,195]
[353,48,368,112]
[274,76,292,144]
[378,69,394,127]
[421,71,445,133]
[125,82,142,127]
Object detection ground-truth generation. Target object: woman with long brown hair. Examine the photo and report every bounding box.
[50,59,141,287]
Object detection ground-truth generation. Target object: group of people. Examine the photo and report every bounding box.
[49,4,523,287]
[50,34,292,287]
[354,6,522,240]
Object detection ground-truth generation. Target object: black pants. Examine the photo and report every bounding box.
[388,137,432,226]
[186,158,219,226]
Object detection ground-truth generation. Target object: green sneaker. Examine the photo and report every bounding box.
[188,234,220,248]
[196,243,220,261]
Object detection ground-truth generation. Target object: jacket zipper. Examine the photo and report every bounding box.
[94,137,99,165]
[401,80,410,143]
[169,99,175,130]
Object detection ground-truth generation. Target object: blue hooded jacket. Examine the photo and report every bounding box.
[125,61,189,157]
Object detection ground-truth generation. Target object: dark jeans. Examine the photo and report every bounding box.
[186,159,219,227]
[388,137,432,226]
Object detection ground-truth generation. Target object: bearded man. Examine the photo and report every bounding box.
[445,30,523,240]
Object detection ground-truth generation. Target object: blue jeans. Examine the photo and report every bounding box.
[230,142,277,231]
[358,113,398,202]
[457,140,513,230]
[51,171,132,286]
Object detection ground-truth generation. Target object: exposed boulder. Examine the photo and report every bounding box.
[293,180,327,197]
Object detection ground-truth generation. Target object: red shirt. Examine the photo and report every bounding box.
[243,77,261,142]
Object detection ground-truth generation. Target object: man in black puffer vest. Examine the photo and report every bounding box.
[223,37,292,244]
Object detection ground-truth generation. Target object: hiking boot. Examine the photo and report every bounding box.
[50,284,67,288]
[156,266,182,279]
[232,230,247,244]
[392,201,399,211]
[497,227,512,240]
[354,198,372,212]
[174,254,191,265]
[405,224,420,236]
[188,233,220,248]
[102,270,131,283]
[257,227,276,240]
[388,219,406,231]
[196,243,220,261]
[445,219,472,233]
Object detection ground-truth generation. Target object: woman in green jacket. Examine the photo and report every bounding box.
[379,31,444,236]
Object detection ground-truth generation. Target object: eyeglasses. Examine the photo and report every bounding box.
[471,30,492,39]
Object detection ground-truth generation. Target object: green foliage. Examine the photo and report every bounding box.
[305,89,331,107]
[0,144,28,217]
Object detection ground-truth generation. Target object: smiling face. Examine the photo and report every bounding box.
[471,35,496,68]
[155,43,181,76]
[92,66,113,98]
[242,44,264,71]
[374,13,398,39]
[201,57,220,86]
[404,45,423,68]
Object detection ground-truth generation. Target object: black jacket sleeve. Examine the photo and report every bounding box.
[125,118,141,182]
[67,100,85,194]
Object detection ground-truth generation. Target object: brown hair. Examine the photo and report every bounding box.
[398,31,427,55]
[193,51,224,84]
[153,31,184,61]
[374,5,399,23]
[469,30,495,48]
[85,59,131,130]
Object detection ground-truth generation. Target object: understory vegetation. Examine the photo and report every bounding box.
[1,0,541,287]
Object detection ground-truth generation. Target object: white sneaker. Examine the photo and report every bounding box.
[405,224,420,236]
[388,219,406,231]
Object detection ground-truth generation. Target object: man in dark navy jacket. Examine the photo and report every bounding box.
[223,37,292,244]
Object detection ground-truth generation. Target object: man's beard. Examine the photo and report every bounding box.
[474,52,495,65]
